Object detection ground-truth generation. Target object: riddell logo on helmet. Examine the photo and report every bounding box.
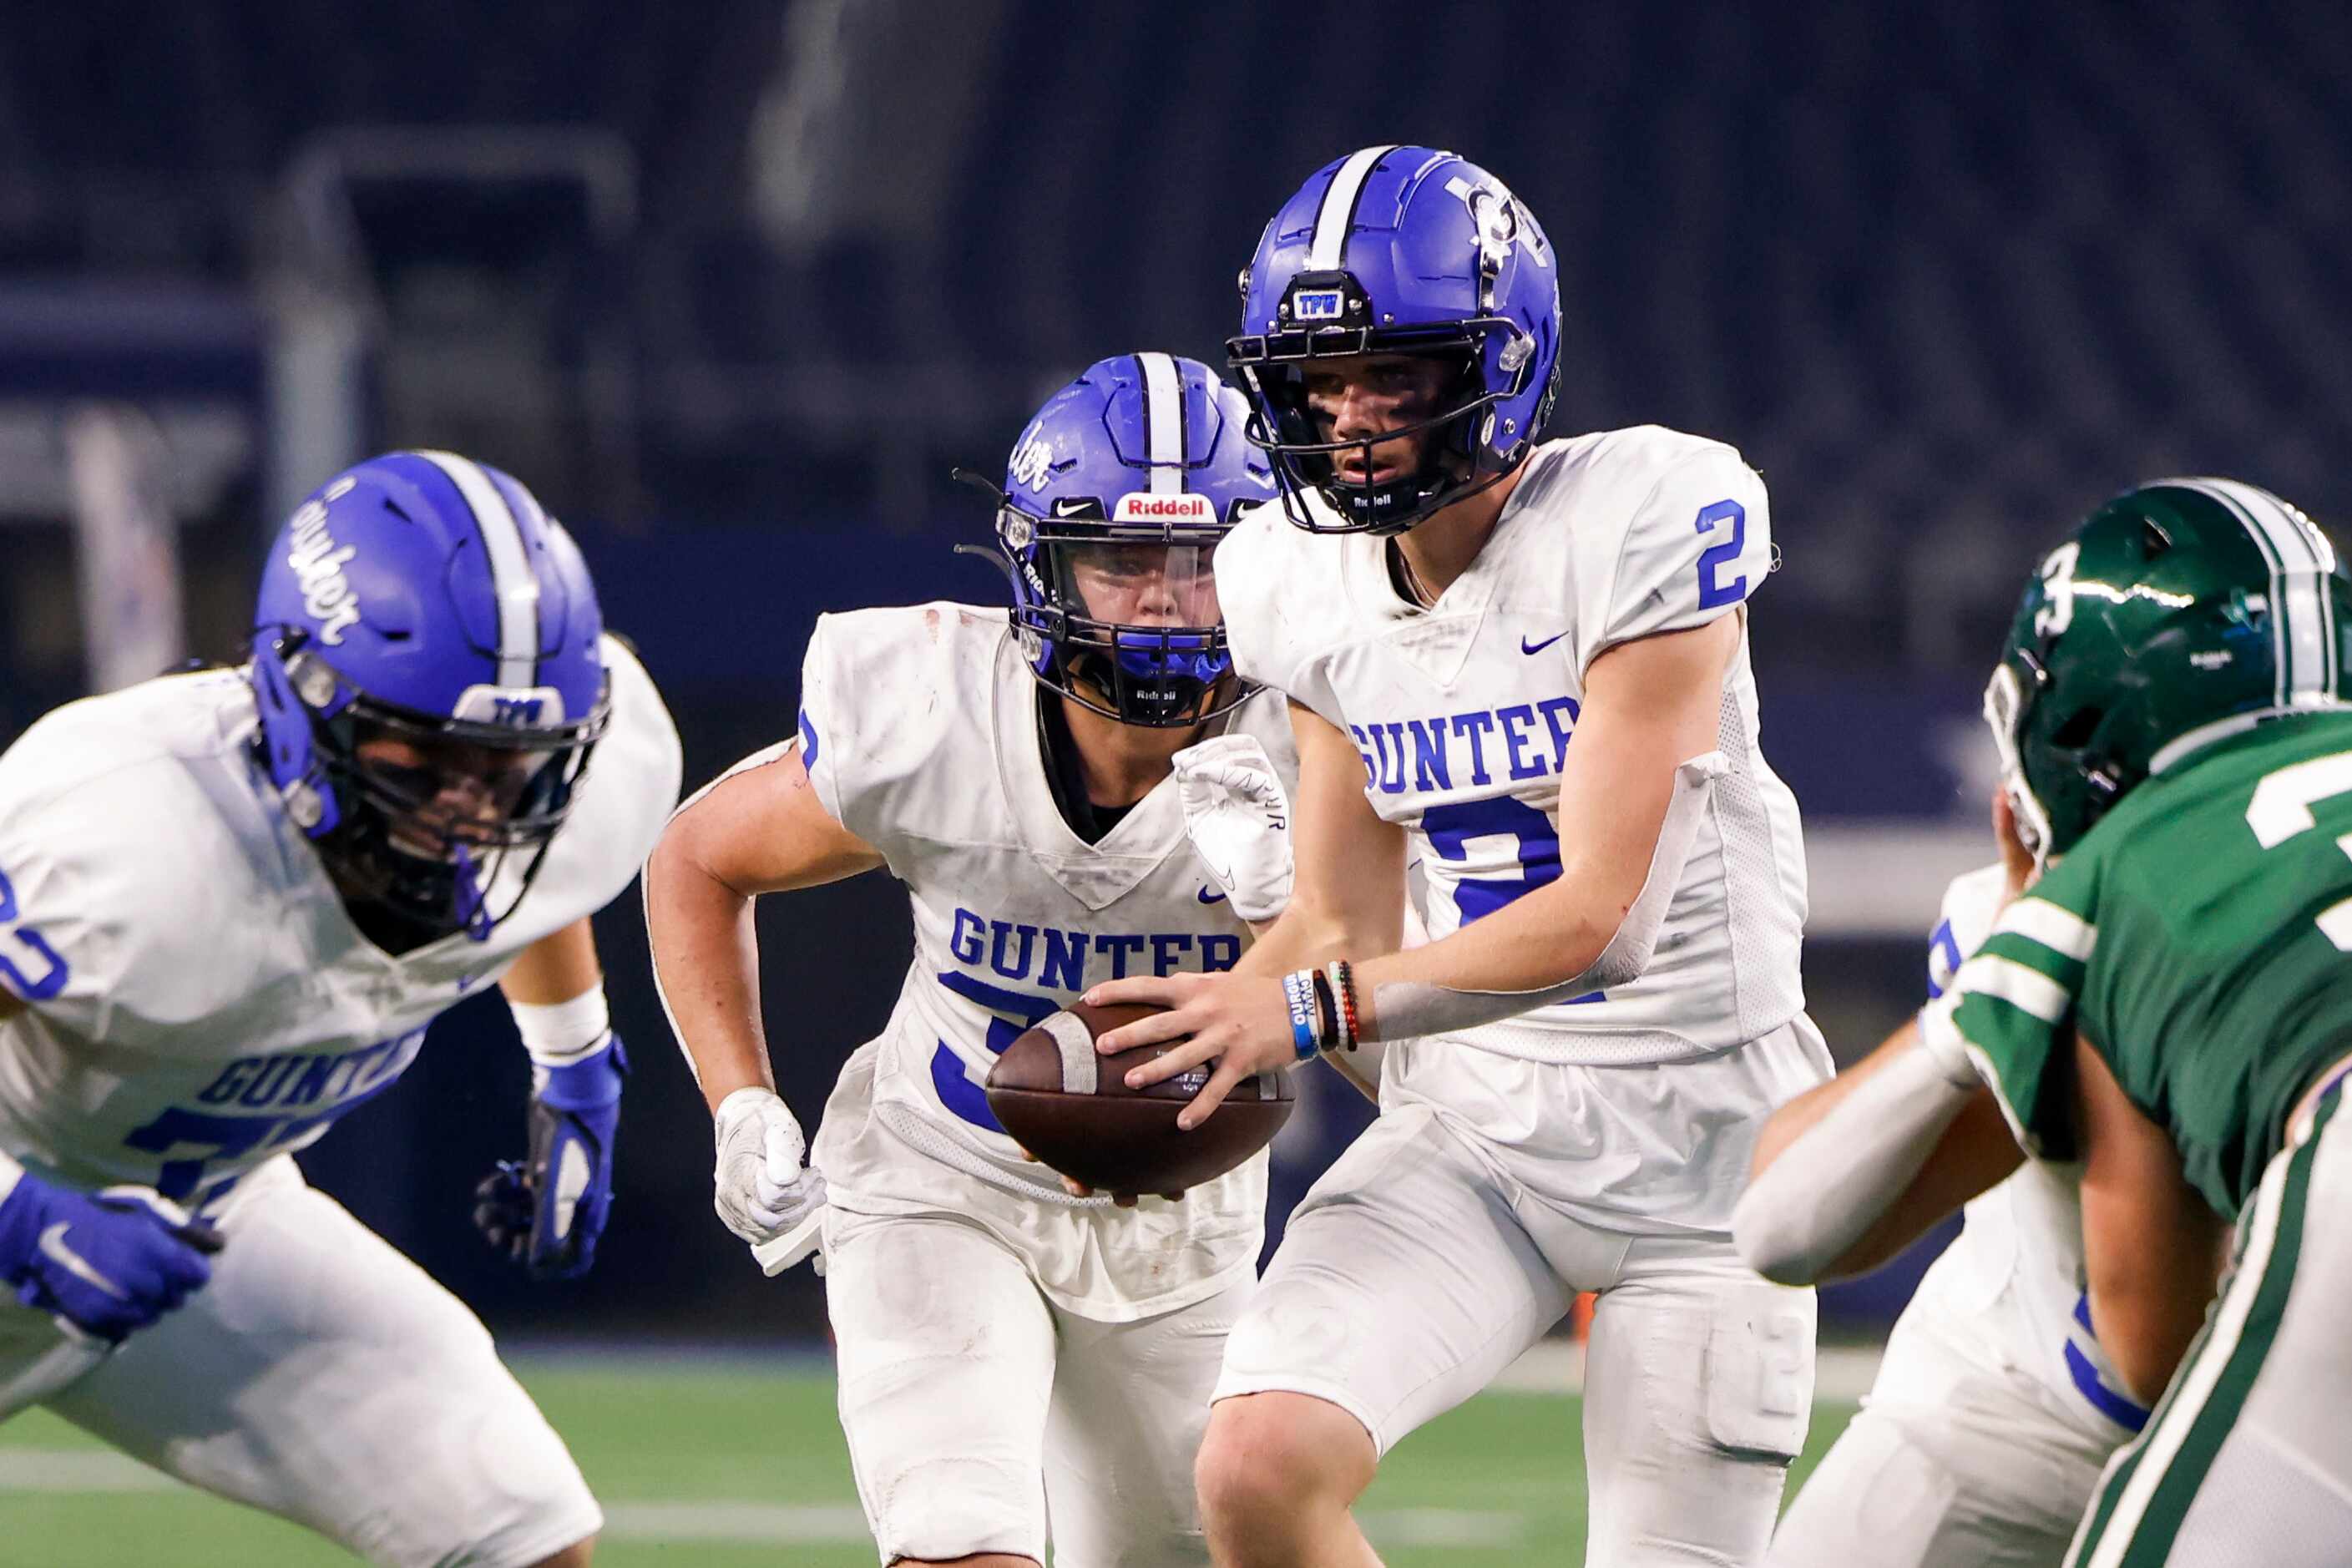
[286,477,362,645]
[1113,493,1212,522]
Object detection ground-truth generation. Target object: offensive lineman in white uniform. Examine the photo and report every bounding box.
[0,453,682,1564]
[1759,849,2149,1566]
[645,354,1304,1568]
[1090,148,1830,1565]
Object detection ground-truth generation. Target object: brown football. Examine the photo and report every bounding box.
[984,1000,1295,1194]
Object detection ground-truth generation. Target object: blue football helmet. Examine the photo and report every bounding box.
[1228,144,1562,535]
[250,451,610,943]
[961,352,1272,727]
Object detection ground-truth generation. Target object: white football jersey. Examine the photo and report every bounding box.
[787,603,1295,1319]
[0,637,682,1211]
[1892,863,2150,1442]
[1218,425,1807,1065]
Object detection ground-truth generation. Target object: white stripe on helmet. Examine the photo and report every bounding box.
[2225,478,2338,697]
[1306,144,1399,272]
[2174,477,2334,706]
[418,450,540,688]
[1136,352,1185,495]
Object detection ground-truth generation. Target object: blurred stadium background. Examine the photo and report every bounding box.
[3,1,2349,1557]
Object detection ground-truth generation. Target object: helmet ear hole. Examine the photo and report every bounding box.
[2051,706,2104,751]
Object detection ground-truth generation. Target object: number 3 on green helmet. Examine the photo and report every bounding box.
[1988,478,2352,862]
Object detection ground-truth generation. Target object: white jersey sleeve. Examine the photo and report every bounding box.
[797,603,993,862]
[1566,428,1773,680]
[0,679,250,1038]
[1216,505,1348,732]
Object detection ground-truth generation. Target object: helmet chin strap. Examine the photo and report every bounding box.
[312,816,501,951]
[452,842,493,943]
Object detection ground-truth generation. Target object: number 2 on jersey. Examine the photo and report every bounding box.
[1423,798,1603,1002]
[0,867,68,1002]
[1695,498,1748,609]
[1423,797,1561,923]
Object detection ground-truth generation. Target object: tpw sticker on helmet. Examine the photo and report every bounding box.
[1293,289,1346,321]
[453,684,568,728]
[286,476,362,645]
[1113,493,1213,523]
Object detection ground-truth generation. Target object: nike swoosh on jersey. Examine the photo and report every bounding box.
[38,1223,128,1300]
[1196,887,1229,904]
[1520,630,1571,655]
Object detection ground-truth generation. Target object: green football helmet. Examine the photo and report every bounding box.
[1987,477,2352,861]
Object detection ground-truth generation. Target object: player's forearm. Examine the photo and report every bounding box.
[643,841,777,1113]
[1232,890,1396,979]
[499,918,603,1006]
[1750,1018,1921,1174]
[1351,751,1719,1044]
[1350,842,1643,1043]
[1353,883,1618,1034]
[499,920,615,1067]
[1732,1039,1984,1284]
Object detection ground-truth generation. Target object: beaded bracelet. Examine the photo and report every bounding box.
[1323,959,1359,1052]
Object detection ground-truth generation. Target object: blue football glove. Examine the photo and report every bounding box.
[0,1174,224,1343]
[474,1033,626,1280]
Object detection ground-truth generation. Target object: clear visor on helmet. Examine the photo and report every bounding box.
[1009,508,1242,728]
[1053,535,1222,630]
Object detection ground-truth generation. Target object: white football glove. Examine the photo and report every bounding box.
[1173,735,1295,924]
[711,1087,827,1256]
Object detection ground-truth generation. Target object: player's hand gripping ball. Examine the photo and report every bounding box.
[984,1001,1293,1195]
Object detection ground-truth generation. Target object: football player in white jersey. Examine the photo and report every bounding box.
[645,353,1304,1568]
[1085,148,1829,1565]
[1758,851,2149,1567]
[0,453,683,1566]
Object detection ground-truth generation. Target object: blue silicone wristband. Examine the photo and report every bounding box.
[1283,970,1320,1062]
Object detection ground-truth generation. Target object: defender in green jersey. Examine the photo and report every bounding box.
[1739,478,2352,1568]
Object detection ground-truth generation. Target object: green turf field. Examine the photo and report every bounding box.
[0,1359,1861,1565]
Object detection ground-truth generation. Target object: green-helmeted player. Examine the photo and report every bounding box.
[1735,477,2352,1568]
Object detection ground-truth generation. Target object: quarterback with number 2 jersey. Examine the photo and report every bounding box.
[1090,148,1829,1567]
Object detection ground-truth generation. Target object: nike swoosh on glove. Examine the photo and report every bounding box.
[712,1086,827,1255]
[475,1033,628,1281]
[0,1176,223,1343]
[1172,734,1296,924]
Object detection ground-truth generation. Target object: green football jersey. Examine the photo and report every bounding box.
[1926,710,2352,1219]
